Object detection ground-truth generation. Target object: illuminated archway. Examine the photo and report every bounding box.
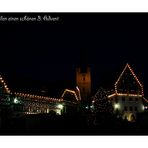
[128,113,136,122]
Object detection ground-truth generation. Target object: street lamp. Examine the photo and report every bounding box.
[14,98,19,104]
[57,104,64,110]
[114,103,120,110]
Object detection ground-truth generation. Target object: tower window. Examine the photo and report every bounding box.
[83,77,85,81]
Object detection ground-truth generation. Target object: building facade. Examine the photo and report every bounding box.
[0,75,66,116]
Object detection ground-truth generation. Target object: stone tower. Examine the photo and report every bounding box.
[76,67,91,103]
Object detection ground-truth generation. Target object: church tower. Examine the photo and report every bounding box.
[76,67,91,103]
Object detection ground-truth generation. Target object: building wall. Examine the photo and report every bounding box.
[76,67,91,103]
[110,95,144,121]
[11,95,64,115]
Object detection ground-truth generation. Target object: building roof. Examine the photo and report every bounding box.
[114,63,144,96]
[0,75,11,94]
[0,73,76,99]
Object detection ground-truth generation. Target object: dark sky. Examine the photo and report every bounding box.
[0,13,148,97]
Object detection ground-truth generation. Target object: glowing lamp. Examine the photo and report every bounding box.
[85,106,89,109]
[57,104,64,110]
[14,98,19,104]
[114,103,120,110]
[90,105,94,109]
[142,105,145,111]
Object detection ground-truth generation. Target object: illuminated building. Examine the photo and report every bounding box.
[13,92,63,115]
[0,74,81,116]
[0,75,65,116]
[108,63,145,121]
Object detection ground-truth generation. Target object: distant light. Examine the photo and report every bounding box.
[145,106,148,109]
[114,103,120,109]
[57,104,64,110]
[85,106,89,109]
[14,98,19,104]
[90,105,94,109]
[142,105,145,110]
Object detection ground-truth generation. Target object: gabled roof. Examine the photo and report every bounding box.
[0,75,11,94]
[61,89,80,102]
[114,63,144,96]
[0,74,63,102]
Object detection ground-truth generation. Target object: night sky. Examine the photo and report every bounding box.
[0,13,148,97]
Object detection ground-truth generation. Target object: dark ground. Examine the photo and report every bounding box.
[1,111,148,135]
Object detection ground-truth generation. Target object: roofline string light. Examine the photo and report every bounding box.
[61,89,80,101]
[115,63,144,96]
[143,97,148,103]
[14,92,63,102]
[0,75,11,93]
[76,86,81,101]
[108,93,143,98]
[0,75,63,102]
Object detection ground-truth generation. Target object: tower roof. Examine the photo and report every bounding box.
[114,63,144,95]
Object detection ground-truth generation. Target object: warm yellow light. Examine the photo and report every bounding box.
[142,105,145,111]
[57,104,64,110]
[114,103,120,109]
[108,93,142,98]
[14,98,19,104]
